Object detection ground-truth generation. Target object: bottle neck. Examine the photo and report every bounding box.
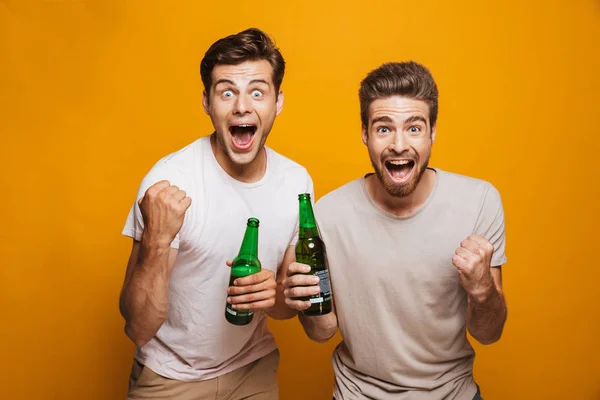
[298,198,319,239]
[238,225,259,257]
[299,226,319,239]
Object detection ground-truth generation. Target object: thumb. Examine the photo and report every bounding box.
[225,260,233,267]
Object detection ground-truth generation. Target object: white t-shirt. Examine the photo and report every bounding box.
[122,135,313,381]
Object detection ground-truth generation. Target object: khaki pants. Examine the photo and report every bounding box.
[127,350,279,400]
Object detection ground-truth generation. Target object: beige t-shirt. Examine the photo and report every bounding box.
[122,135,313,381]
[314,168,507,399]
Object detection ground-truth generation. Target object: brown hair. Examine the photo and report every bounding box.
[200,28,285,98]
[359,61,438,129]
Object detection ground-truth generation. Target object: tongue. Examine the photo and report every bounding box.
[231,127,254,145]
[390,164,411,179]
[232,131,253,145]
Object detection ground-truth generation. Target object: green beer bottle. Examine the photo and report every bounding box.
[295,193,332,316]
[226,217,261,326]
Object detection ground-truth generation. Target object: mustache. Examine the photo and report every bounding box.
[382,150,419,160]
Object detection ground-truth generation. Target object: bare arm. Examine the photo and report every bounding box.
[453,235,507,345]
[283,262,338,343]
[298,299,338,343]
[119,180,191,347]
[466,267,507,345]
[119,239,178,347]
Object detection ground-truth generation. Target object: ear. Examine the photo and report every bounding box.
[431,125,436,143]
[202,90,210,115]
[362,125,368,145]
[276,89,284,116]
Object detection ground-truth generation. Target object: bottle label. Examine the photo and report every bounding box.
[308,269,331,303]
[316,269,331,297]
[226,306,253,317]
[296,237,331,305]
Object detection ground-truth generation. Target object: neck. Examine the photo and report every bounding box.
[366,168,436,217]
[210,133,267,183]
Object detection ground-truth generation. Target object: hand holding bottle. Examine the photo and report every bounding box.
[282,261,320,312]
[226,263,277,311]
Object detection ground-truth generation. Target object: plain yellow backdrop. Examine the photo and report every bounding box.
[1,0,599,399]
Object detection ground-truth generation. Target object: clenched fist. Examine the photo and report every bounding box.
[452,234,495,302]
[138,180,191,248]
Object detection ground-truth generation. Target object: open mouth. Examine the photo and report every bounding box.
[229,124,257,151]
[385,159,415,183]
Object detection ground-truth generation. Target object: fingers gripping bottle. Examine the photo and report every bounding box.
[226,218,261,325]
[295,194,332,316]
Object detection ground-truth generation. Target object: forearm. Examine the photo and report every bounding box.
[467,285,507,345]
[120,240,172,346]
[299,312,338,343]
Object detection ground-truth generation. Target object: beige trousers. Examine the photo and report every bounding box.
[127,350,279,400]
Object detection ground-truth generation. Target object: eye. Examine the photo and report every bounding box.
[409,126,421,133]
[223,90,234,98]
[251,90,263,98]
[377,126,391,134]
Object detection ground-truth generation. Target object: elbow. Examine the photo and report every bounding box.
[300,313,338,343]
[476,336,500,345]
[124,323,154,348]
[473,329,504,345]
[307,327,337,344]
[120,298,167,348]
[310,334,333,344]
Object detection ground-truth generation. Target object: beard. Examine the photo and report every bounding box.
[371,151,430,198]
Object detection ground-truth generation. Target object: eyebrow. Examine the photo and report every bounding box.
[214,79,270,87]
[214,79,235,88]
[371,116,394,125]
[404,115,427,126]
[249,79,270,86]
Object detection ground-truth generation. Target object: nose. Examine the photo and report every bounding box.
[233,93,253,115]
[389,131,409,154]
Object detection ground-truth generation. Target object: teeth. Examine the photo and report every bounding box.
[388,160,411,165]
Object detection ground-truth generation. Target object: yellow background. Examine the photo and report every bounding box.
[1,0,599,399]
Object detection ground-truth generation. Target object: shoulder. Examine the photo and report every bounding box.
[435,168,500,202]
[434,168,503,220]
[266,146,313,185]
[138,138,205,191]
[152,138,203,173]
[315,178,363,218]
